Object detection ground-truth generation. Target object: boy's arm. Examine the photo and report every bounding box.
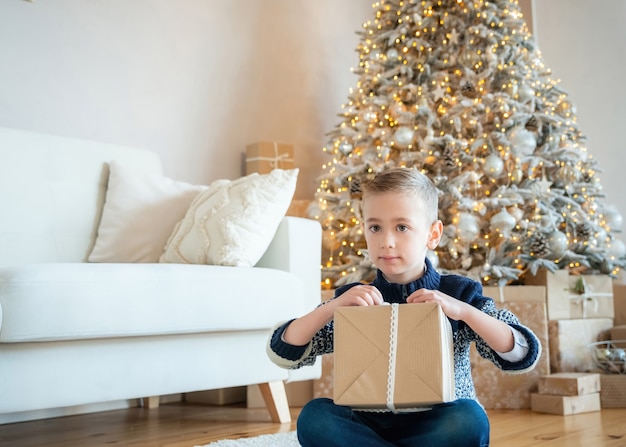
[459,303,515,353]
[283,283,384,345]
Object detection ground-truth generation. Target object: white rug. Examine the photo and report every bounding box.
[198,431,299,447]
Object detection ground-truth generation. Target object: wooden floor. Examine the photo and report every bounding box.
[0,402,625,446]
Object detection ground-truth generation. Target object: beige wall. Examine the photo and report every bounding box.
[0,0,372,199]
[532,0,626,238]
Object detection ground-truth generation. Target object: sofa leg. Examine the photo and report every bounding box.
[258,381,291,424]
[141,396,160,409]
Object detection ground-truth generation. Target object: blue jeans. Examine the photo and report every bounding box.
[297,398,490,447]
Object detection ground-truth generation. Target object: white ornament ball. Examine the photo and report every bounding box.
[490,208,517,234]
[517,83,535,102]
[483,154,504,178]
[387,48,399,60]
[338,142,353,155]
[603,206,623,230]
[607,238,626,259]
[393,126,415,147]
[547,230,569,258]
[457,213,480,242]
[509,206,524,222]
[509,127,537,156]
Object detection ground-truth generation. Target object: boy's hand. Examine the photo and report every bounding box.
[405,288,468,321]
[333,284,384,308]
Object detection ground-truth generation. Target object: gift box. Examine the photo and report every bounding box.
[537,373,600,396]
[613,283,626,326]
[482,285,546,303]
[470,297,549,409]
[600,374,626,408]
[548,318,613,372]
[334,303,455,411]
[524,269,614,320]
[530,392,601,415]
[245,142,295,175]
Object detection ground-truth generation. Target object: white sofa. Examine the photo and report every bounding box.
[0,127,321,424]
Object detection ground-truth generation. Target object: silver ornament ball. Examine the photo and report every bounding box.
[393,126,415,147]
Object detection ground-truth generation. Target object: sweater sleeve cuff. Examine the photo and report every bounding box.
[495,327,529,362]
[269,319,310,361]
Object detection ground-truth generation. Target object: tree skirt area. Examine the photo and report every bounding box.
[198,431,299,447]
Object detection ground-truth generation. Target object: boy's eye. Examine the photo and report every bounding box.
[369,225,381,233]
[397,224,409,232]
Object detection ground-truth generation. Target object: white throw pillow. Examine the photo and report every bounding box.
[88,161,207,263]
[159,169,298,266]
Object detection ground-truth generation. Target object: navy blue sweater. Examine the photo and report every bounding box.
[267,258,541,402]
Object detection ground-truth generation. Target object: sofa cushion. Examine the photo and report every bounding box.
[160,168,298,267]
[88,161,207,264]
[0,263,305,343]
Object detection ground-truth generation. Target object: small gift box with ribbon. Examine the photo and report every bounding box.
[245,142,295,175]
[524,269,614,320]
[333,303,455,412]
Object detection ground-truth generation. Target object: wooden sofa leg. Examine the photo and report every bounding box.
[141,396,160,409]
[258,381,291,424]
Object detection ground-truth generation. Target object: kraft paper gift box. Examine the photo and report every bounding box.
[538,372,601,396]
[600,374,626,408]
[530,392,601,415]
[613,283,626,326]
[470,297,549,409]
[524,269,614,320]
[548,318,613,373]
[245,142,295,175]
[482,285,546,304]
[334,303,455,411]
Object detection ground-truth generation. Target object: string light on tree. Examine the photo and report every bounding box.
[311,0,625,287]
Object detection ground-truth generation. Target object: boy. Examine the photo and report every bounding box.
[267,167,541,446]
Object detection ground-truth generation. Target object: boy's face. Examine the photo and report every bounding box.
[362,191,442,284]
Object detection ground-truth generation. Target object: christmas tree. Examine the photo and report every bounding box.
[310,0,626,288]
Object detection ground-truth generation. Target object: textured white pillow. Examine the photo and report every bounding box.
[160,169,298,266]
[88,161,207,263]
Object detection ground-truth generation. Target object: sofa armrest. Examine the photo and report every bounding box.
[255,217,321,312]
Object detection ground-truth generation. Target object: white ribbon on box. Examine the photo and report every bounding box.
[386,303,400,413]
[246,142,294,169]
[567,276,612,318]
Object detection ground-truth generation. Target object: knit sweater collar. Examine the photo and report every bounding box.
[371,257,441,303]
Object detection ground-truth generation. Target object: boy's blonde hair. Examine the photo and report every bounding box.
[362,167,439,224]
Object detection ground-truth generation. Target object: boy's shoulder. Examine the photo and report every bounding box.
[438,272,485,303]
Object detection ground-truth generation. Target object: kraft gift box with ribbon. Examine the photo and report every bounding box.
[333,303,455,412]
[524,269,614,320]
[245,142,295,175]
[470,286,550,409]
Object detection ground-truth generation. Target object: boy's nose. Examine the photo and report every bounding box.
[381,232,395,248]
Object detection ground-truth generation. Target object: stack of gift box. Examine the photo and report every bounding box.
[524,269,626,410]
[530,372,601,415]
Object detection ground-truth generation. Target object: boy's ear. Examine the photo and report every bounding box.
[427,220,443,249]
